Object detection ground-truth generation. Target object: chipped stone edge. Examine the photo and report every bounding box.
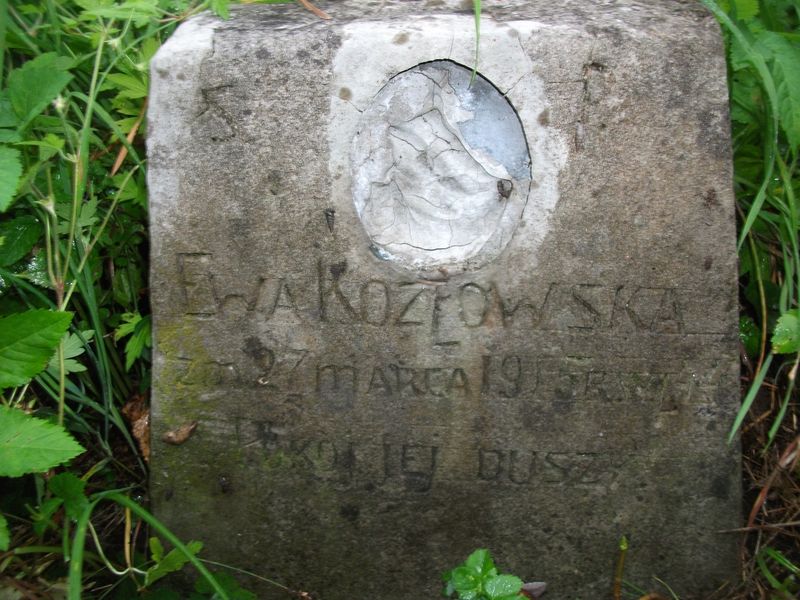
[147,14,219,248]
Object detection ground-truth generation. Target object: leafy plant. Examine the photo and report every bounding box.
[0,303,82,546]
[772,308,800,354]
[702,0,800,595]
[443,549,526,600]
[0,407,84,477]
[115,310,151,371]
[0,309,72,388]
[141,536,202,588]
[701,0,800,447]
[0,407,84,550]
[69,491,229,599]
[0,0,243,596]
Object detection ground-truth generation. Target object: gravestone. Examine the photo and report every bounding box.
[147,1,741,598]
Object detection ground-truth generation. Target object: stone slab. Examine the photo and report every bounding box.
[147,1,741,598]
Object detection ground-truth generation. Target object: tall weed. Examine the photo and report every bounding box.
[704,0,800,596]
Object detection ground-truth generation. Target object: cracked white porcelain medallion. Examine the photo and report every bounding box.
[351,60,532,272]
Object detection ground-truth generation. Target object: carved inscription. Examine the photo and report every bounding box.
[317,364,357,409]
[166,253,731,496]
[178,253,217,315]
[383,443,440,492]
[477,449,629,486]
[482,354,526,398]
[176,254,712,335]
[168,349,723,416]
[233,417,628,492]
[242,337,308,391]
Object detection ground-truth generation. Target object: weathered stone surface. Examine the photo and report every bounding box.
[147,1,740,598]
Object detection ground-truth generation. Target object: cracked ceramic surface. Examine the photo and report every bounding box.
[351,61,531,271]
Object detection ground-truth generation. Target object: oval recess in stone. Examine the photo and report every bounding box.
[351,60,531,273]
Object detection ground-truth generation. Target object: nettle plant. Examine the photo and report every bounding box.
[443,549,529,600]
[0,1,246,598]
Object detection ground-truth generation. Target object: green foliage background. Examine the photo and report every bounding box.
[0,1,249,597]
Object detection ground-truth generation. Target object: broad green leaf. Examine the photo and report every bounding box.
[16,3,46,15]
[451,566,480,593]
[772,309,800,354]
[47,330,93,375]
[140,37,160,64]
[115,313,151,370]
[49,472,89,520]
[0,130,21,143]
[113,170,147,206]
[106,73,148,99]
[729,71,760,123]
[0,92,19,128]
[7,53,72,130]
[0,215,42,266]
[755,31,800,151]
[465,548,496,578]
[210,0,230,19]
[16,133,65,161]
[0,407,84,476]
[144,540,203,587]
[0,145,22,212]
[773,52,800,152]
[149,536,164,562]
[0,513,8,551]
[57,329,94,358]
[56,197,97,234]
[114,116,140,135]
[484,575,523,600]
[76,0,160,27]
[732,0,759,21]
[0,310,73,388]
[23,253,52,289]
[729,34,753,72]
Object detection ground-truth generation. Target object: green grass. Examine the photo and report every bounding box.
[703,0,800,451]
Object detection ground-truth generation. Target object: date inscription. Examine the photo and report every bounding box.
[164,350,723,415]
